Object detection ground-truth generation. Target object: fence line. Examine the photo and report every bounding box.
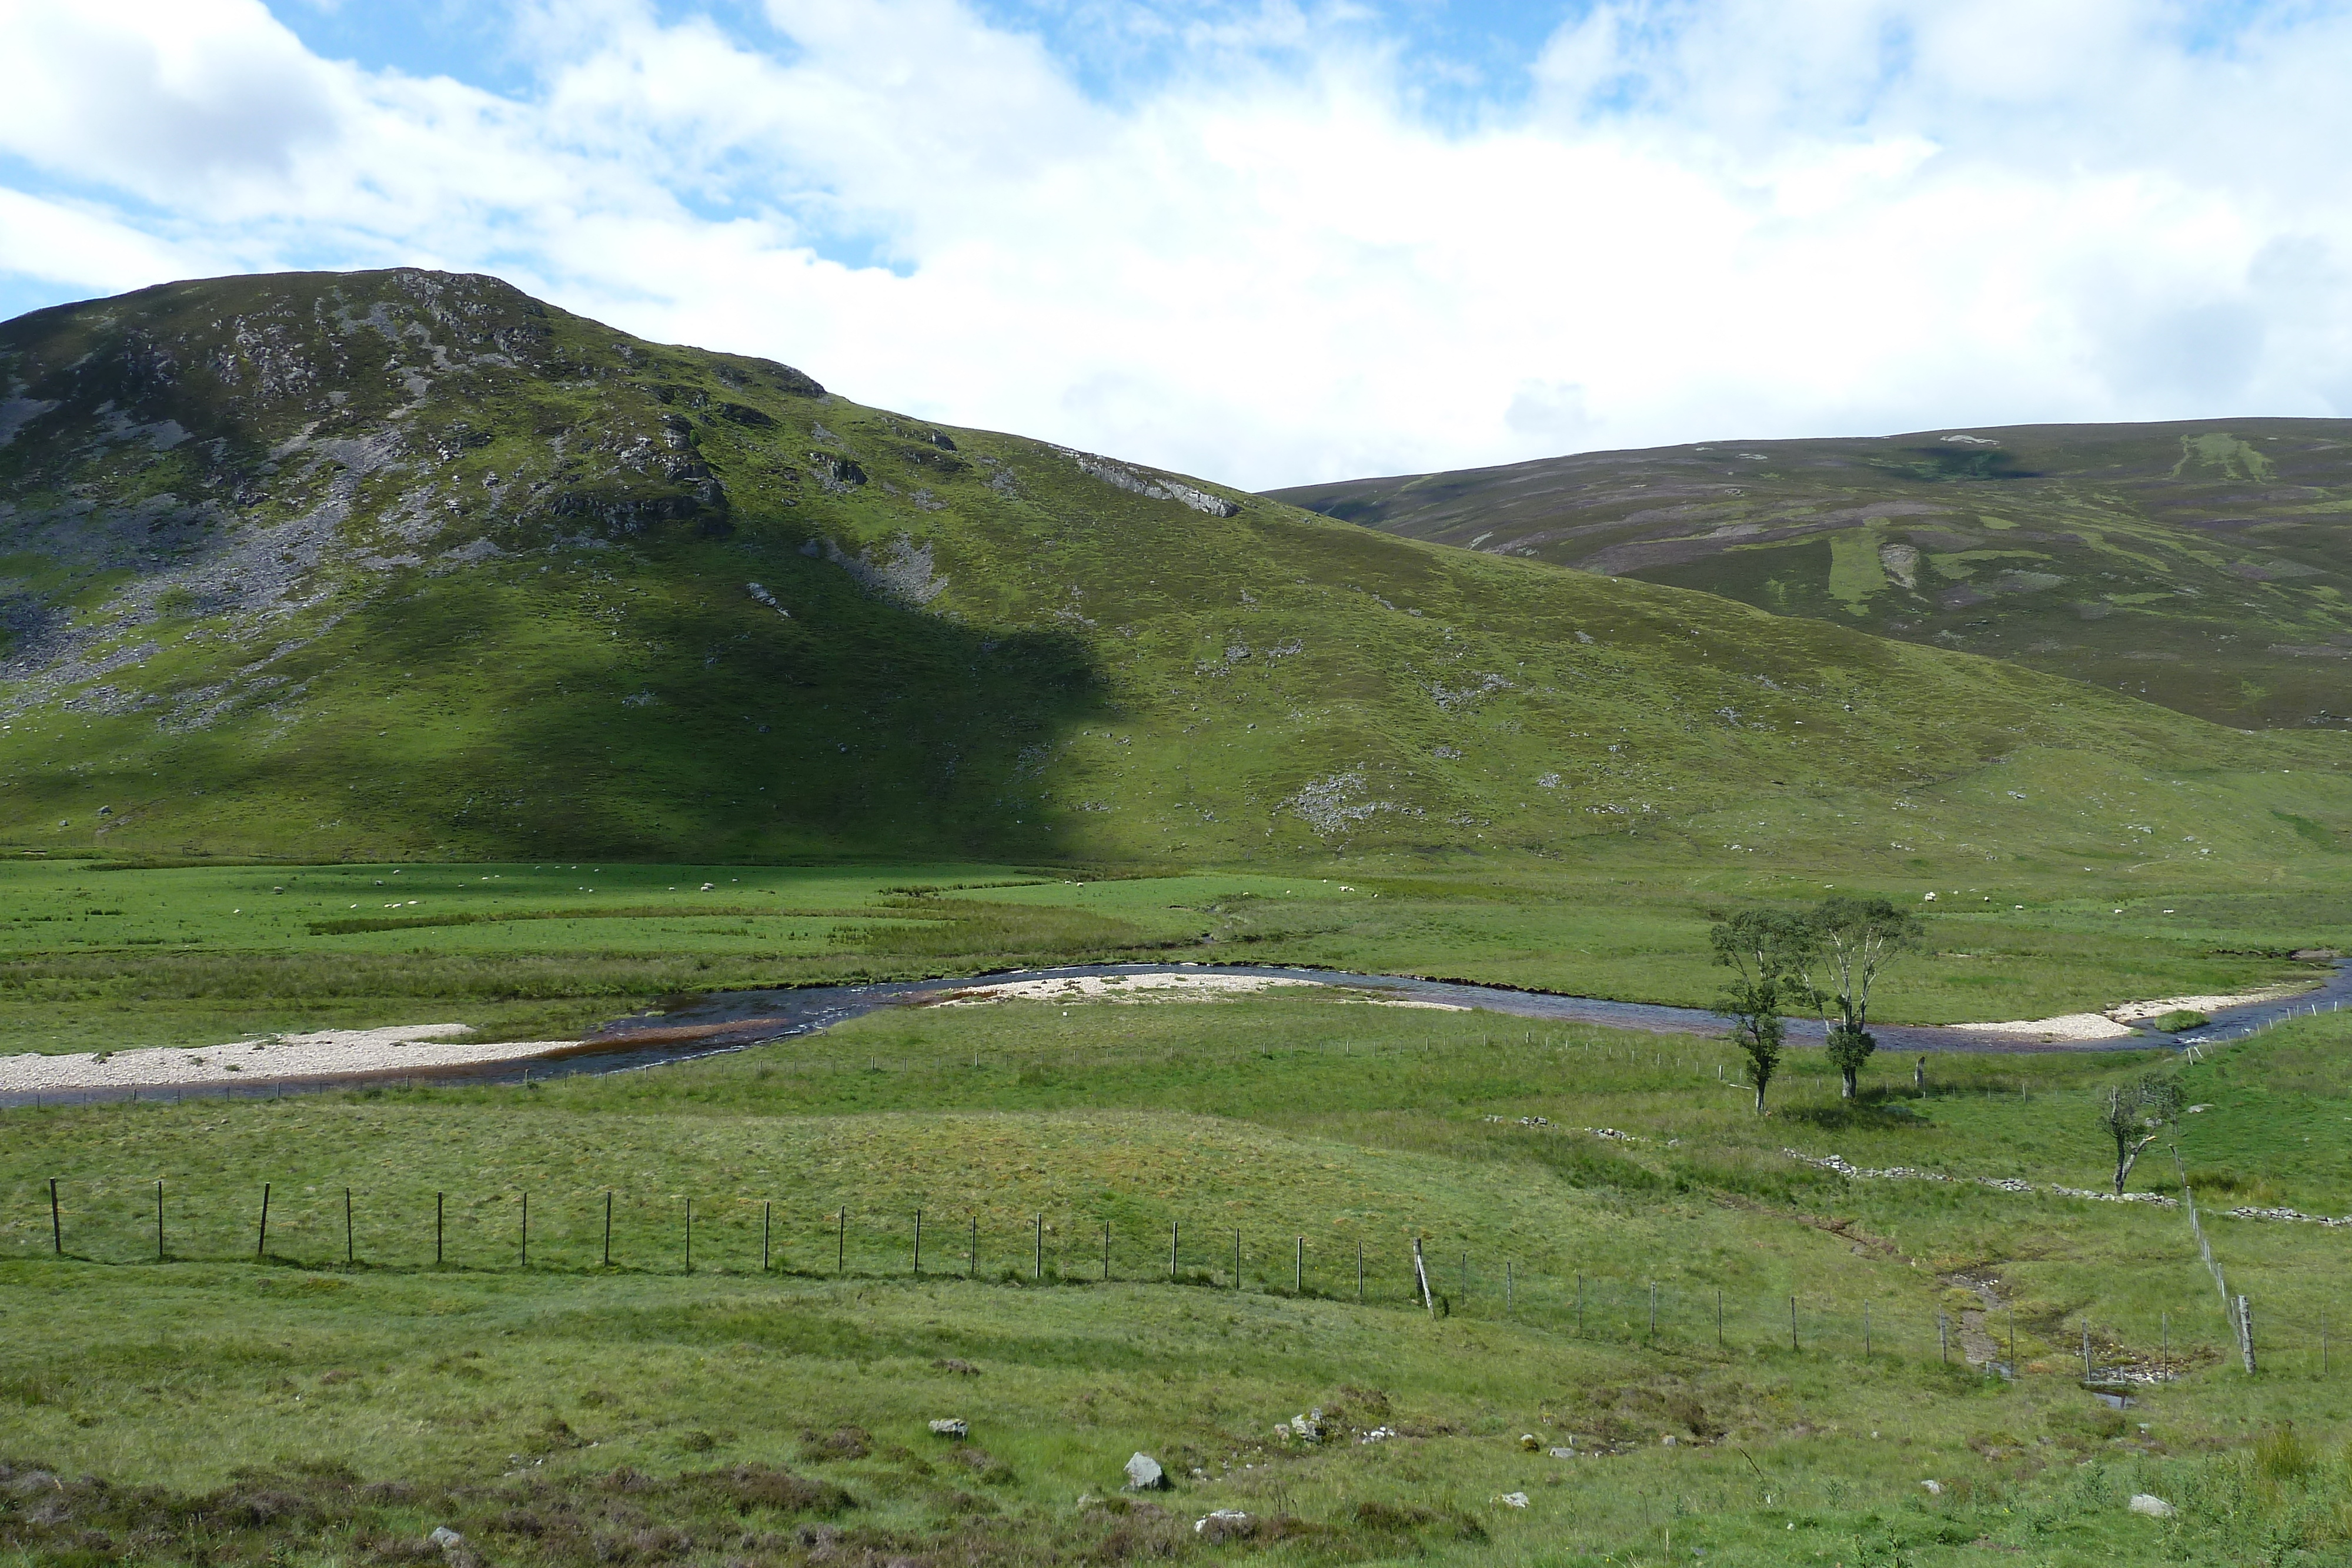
[2171,1139,2258,1374]
[16,1174,2287,1380]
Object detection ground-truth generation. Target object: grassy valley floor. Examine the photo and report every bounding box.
[2,856,2348,1057]
[8,986,2352,1564]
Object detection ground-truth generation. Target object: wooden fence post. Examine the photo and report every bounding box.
[436,1192,444,1265]
[48,1178,59,1256]
[603,1191,613,1268]
[156,1180,165,1262]
[258,1183,271,1260]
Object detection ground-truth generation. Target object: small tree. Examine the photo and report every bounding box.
[2102,1076,2183,1195]
[1802,896,1926,1100]
[1711,909,1816,1114]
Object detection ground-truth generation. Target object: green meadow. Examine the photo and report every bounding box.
[8,983,2352,1564]
[0,855,2347,1055]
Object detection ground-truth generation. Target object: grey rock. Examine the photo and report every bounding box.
[928,1417,968,1439]
[427,1526,465,1550]
[1124,1452,1167,1491]
[2128,1493,2176,1518]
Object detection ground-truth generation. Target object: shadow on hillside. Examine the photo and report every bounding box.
[148,531,1111,862]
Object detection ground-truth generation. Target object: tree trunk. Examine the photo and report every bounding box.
[1841,1066,1858,1099]
[1753,1079,1768,1114]
[2114,1132,2155,1195]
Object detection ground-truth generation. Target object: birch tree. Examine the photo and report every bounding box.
[1801,896,1926,1100]
[2102,1076,2183,1195]
[1710,908,1816,1113]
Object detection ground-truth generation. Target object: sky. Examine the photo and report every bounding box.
[1,0,2348,490]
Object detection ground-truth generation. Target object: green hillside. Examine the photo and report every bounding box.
[1269,421,2352,731]
[3,271,2348,867]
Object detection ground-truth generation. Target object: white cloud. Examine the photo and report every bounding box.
[2,0,2349,488]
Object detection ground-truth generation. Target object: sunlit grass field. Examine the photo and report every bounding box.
[9,987,2352,1564]
[4,855,2346,1055]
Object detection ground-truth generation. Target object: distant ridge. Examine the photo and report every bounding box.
[1269,420,2352,731]
[1,270,2345,867]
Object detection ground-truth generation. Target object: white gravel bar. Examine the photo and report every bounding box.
[0,1025,584,1094]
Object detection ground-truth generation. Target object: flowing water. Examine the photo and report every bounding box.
[8,958,2346,1108]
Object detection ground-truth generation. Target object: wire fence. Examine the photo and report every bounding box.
[10,1174,2297,1382]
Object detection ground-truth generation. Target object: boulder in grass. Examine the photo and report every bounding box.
[2129,1494,2176,1518]
[1124,1452,1168,1491]
[1195,1510,1251,1540]
[928,1418,968,1439]
[427,1526,465,1550]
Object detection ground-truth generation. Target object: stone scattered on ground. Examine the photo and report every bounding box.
[1920,1480,1943,1495]
[928,1418,968,1439]
[1498,1491,1530,1508]
[1124,1453,1168,1491]
[427,1526,465,1550]
[2128,1494,2176,1517]
[1194,1510,1251,1537]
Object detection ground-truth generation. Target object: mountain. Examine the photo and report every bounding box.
[2,270,2346,868]
[1267,422,2352,731]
